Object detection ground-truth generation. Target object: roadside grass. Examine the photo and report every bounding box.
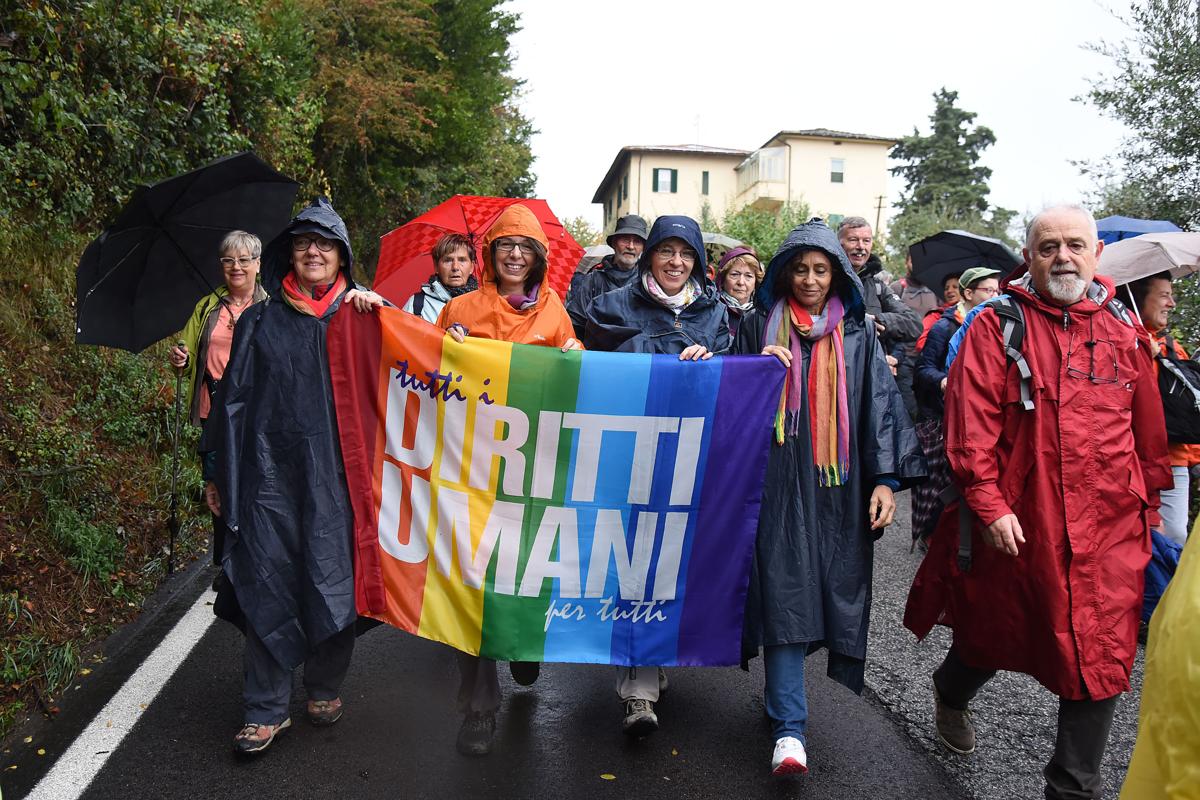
[0,233,209,741]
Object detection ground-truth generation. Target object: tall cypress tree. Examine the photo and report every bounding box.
[888,88,1015,256]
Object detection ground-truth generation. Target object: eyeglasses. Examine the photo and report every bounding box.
[494,240,536,255]
[219,256,258,268]
[967,286,1000,297]
[1066,332,1119,385]
[653,246,698,265]
[292,235,336,252]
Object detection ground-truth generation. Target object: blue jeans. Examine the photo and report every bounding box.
[764,644,808,743]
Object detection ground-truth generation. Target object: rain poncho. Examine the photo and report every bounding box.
[734,221,925,693]
[1121,526,1200,798]
[204,198,361,669]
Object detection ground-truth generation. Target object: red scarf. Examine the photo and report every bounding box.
[282,271,347,318]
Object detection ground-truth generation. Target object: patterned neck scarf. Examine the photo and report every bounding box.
[764,293,850,487]
[642,271,700,313]
[720,291,755,313]
[281,271,346,318]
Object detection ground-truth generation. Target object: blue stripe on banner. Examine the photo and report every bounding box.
[541,351,652,663]
[608,355,723,666]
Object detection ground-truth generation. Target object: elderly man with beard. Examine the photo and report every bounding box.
[905,205,1171,799]
[565,214,647,339]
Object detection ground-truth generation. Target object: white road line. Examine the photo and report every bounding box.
[25,589,218,800]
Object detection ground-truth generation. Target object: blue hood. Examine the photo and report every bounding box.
[262,196,354,294]
[636,215,711,290]
[757,219,865,318]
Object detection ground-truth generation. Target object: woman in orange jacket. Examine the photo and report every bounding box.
[434,203,580,757]
[437,204,580,350]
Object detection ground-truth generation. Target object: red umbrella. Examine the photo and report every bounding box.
[373,195,585,306]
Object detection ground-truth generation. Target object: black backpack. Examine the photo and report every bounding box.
[1157,334,1200,443]
[987,294,1137,412]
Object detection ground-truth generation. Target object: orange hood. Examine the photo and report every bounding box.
[480,204,551,291]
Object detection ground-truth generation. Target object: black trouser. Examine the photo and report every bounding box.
[211,512,231,567]
[933,647,1119,800]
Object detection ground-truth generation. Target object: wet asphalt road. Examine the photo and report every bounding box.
[3,504,1143,799]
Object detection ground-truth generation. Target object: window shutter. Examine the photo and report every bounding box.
[702,171,709,195]
[670,169,678,193]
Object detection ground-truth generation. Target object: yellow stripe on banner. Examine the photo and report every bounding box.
[416,336,513,653]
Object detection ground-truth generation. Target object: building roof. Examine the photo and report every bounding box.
[761,128,901,147]
[592,144,752,203]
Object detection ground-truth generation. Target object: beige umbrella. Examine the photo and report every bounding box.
[1098,231,1200,285]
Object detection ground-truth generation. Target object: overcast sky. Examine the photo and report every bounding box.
[503,0,1134,234]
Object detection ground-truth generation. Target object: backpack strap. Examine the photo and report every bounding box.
[989,297,1035,412]
[412,291,426,317]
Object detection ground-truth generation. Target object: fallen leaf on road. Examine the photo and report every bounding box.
[80,668,92,676]
[671,748,678,756]
[600,774,616,781]
[22,737,31,744]
[83,608,96,614]
[36,749,45,756]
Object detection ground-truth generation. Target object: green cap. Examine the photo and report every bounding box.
[959,266,1001,290]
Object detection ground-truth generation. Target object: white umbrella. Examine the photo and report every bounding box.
[575,243,613,274]
[1098,231,1200,285]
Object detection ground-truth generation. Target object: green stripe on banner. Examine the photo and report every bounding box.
[481,344,582,661]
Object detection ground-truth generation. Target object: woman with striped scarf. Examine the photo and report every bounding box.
[734,220,925,777]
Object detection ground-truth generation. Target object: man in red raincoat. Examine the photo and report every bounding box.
[904,205,1171,800]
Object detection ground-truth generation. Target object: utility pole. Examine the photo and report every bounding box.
[874,195,885,233]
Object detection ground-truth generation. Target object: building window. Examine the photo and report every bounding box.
[830,158,845,183]
[605,200,611,224]
[617,181,623,206]
[702,171,709,195]
[654,168,677,193]
[623,172,629,202]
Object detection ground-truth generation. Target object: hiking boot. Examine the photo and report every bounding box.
[771,736,808,776]
[456,711,496,756]
[233,718,291,755]
[510,661,540,686]
[306,697,343,726]
[622,698,658,737]
[934,688,976,754]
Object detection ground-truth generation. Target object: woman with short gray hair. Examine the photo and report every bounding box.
[168,230,268,564]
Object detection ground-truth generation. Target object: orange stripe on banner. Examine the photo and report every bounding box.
[370,311,447,634]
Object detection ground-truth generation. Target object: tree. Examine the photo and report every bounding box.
[309,0,536,274]
[563,216,601,247]
[715,201,812,265]
[1082,0,1200,229]
[888,89,1016,259]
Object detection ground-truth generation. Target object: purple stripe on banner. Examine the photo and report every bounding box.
[676,355,785,664]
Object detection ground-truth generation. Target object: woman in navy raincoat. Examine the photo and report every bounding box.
[582,215,729,738]
[204,198,386,755]
[734,220,924,776]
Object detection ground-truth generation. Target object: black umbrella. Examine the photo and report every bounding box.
[75,151,299,352]
[909,229,1022,300]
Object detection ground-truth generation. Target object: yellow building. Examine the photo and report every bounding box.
[593,129,898,234]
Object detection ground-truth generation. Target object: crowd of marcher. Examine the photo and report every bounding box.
[171,195,1193,797]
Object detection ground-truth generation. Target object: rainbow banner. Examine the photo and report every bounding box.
[329,307,784,666]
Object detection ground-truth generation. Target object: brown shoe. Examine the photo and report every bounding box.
[934,688,975,754]
[307,698,343,726]
[233,718,291,755]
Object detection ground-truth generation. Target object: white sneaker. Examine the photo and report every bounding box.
[771,736,808,776]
